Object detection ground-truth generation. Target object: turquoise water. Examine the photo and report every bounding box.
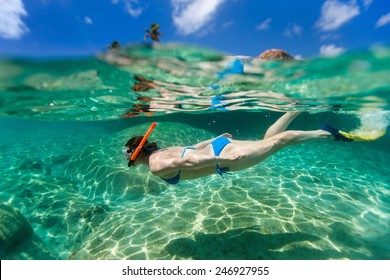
[0,44,389,260]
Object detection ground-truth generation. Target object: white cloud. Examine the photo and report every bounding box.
[375,12,390,28]
[84,16,93,25]
[112,0,144,18]
[294,54,304,60]
[256,18,272,31]
[320,44,346,56]
[283,22,302,37]
[315,0,360,32]
[363,0,373,9]
[222,20,234,29]
[0,0,29,39]
[172,0,226,35]
[319,33,342,41]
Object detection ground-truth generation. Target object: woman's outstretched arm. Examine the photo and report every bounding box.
[149,153,243,177]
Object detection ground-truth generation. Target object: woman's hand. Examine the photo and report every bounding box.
[220,154,245,163]
[220,133,232,139]
[230,154,245,161]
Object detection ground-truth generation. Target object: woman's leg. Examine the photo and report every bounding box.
[226,129,334,171]
[269,129,334,149]
[264,111,301,139]
[247,129,334,165]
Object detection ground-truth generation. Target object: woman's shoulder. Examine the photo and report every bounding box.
[160,146,183,151]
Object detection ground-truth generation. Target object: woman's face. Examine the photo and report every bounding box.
[123,146,146,167]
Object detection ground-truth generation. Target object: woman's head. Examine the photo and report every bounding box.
[124,136,159,166]
[125,136,144,150]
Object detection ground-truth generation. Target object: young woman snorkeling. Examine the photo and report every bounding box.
[123,112,379,184]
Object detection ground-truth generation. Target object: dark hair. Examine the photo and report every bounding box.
[125,136,158,155]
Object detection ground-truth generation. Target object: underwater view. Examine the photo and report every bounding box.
[0,44,389,260]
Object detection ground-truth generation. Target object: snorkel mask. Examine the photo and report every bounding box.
[123,122,157,167]
[122,148,131,160]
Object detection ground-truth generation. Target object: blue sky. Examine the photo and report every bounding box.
[0,0,389,58]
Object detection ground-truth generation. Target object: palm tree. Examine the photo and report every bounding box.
[144,23,161,42]
[108,40,121,50]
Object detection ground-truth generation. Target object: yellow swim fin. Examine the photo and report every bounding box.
[321,124,385,142]
[339,130,386,141]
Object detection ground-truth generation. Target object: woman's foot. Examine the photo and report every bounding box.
[321,124,353,142]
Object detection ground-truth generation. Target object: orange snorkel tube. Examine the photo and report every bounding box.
[128,122,157,167]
